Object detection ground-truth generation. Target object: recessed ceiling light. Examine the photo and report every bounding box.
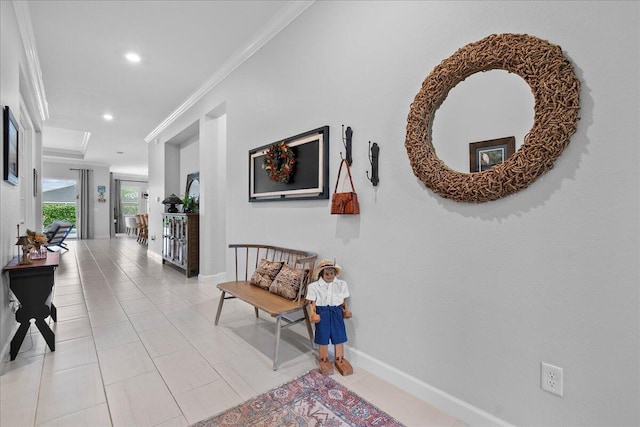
[125,52,141,63]
[103,114,114,121]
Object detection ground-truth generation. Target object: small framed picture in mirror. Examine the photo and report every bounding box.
[469,136,515,173]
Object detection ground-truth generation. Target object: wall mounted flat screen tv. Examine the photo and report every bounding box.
[249,126,329,202]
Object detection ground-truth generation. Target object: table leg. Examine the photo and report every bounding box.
[10,323,31,360]
[34,318,55,352]
[50,303,57,322]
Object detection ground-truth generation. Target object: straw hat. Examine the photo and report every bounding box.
[313,259,342,280]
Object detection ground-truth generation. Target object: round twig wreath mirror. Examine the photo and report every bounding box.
[405,33,580,203]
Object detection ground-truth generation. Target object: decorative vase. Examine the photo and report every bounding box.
[29,245,47,260]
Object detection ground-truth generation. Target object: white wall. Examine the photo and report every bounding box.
[147,138,166,251]
[43,160,111,238]
[198,112,227,277]
[0,0,23,363]
[179,135,199,197]
[148,2,639,425]
[0,1,45,361]
[147,137,199,229]
[164,144,180,200]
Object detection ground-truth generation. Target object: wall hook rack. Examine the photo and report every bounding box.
[366,141,379,186]
[340,125,353,166]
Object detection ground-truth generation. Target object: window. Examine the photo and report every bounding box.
[121,187,140,215]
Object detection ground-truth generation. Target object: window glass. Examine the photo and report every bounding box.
[121,187,140,215]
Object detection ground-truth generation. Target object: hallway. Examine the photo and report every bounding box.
[1,237,461,426]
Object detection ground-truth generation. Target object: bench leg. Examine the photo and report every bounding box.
[215,291,226,325]
[254,307,259,319]
[273,315,282,371]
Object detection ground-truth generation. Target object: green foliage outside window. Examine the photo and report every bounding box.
[122,204,139,215]
[121,187,140,215]
[121,187,138,201]
[43,203,76,228]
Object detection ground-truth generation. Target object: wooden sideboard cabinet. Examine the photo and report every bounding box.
[162,213,199,277]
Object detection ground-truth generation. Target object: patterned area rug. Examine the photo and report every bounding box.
[191,370,405,427]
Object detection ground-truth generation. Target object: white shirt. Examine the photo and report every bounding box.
[306,277,349,306]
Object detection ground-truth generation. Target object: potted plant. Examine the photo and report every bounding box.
[182,194,199,213]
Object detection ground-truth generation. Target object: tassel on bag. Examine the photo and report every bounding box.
[331,159,360,215]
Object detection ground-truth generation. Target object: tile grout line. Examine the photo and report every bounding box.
[86,237,197,426]
[75,240,115,427]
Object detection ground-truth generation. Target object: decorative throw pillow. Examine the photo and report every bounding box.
[269,264,308,300]
[250,259,284,290]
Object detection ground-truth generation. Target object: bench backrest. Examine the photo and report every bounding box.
[46,221,74,245]
[229,244,317,301]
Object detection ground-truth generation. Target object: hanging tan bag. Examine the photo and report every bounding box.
[331,160,360,215]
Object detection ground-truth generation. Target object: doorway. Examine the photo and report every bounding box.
[113,180,148,234]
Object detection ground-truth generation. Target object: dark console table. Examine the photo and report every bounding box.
[3,252,59,360]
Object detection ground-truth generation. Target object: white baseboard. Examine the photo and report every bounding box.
[345,346,514,427]
[1,320,19,363]
[197,272,226,284]
[146,250,163,262]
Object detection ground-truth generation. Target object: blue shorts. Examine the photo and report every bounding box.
[314,305,347,345]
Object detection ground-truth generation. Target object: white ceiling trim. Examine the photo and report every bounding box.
[43,148,85,160]
[12,0,49,122]
[43,155,110,169]
[144,0,315,143]
[81,131,91,154]
[43,130,90,159]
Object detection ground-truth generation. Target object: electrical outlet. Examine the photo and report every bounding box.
[541,362,564,397]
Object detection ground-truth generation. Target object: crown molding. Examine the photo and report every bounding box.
[43,156,110,169]
[144,0,315,143]
[43,147,85,160]
[12,0,49,122]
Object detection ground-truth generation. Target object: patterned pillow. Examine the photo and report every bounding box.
[250,259,284,290]
[269,264,308,300]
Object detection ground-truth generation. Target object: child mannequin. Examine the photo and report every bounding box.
[306,259,353,376]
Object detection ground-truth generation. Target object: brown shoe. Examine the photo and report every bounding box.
[335,357,353,376]
[318,357,334,375]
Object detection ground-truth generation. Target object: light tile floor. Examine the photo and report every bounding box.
[1,237,464,427]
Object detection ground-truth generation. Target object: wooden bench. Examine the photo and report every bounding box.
[214,244,318,370]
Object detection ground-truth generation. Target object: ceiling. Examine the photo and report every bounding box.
[26,0,303,177]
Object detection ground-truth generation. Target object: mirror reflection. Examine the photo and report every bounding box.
[188,179,199,199]
[431,70,535,173]
[186,171,200,201]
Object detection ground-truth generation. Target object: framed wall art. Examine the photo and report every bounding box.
[469,136,515,173]
[249,126,329,202]
[3,106,19,185]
